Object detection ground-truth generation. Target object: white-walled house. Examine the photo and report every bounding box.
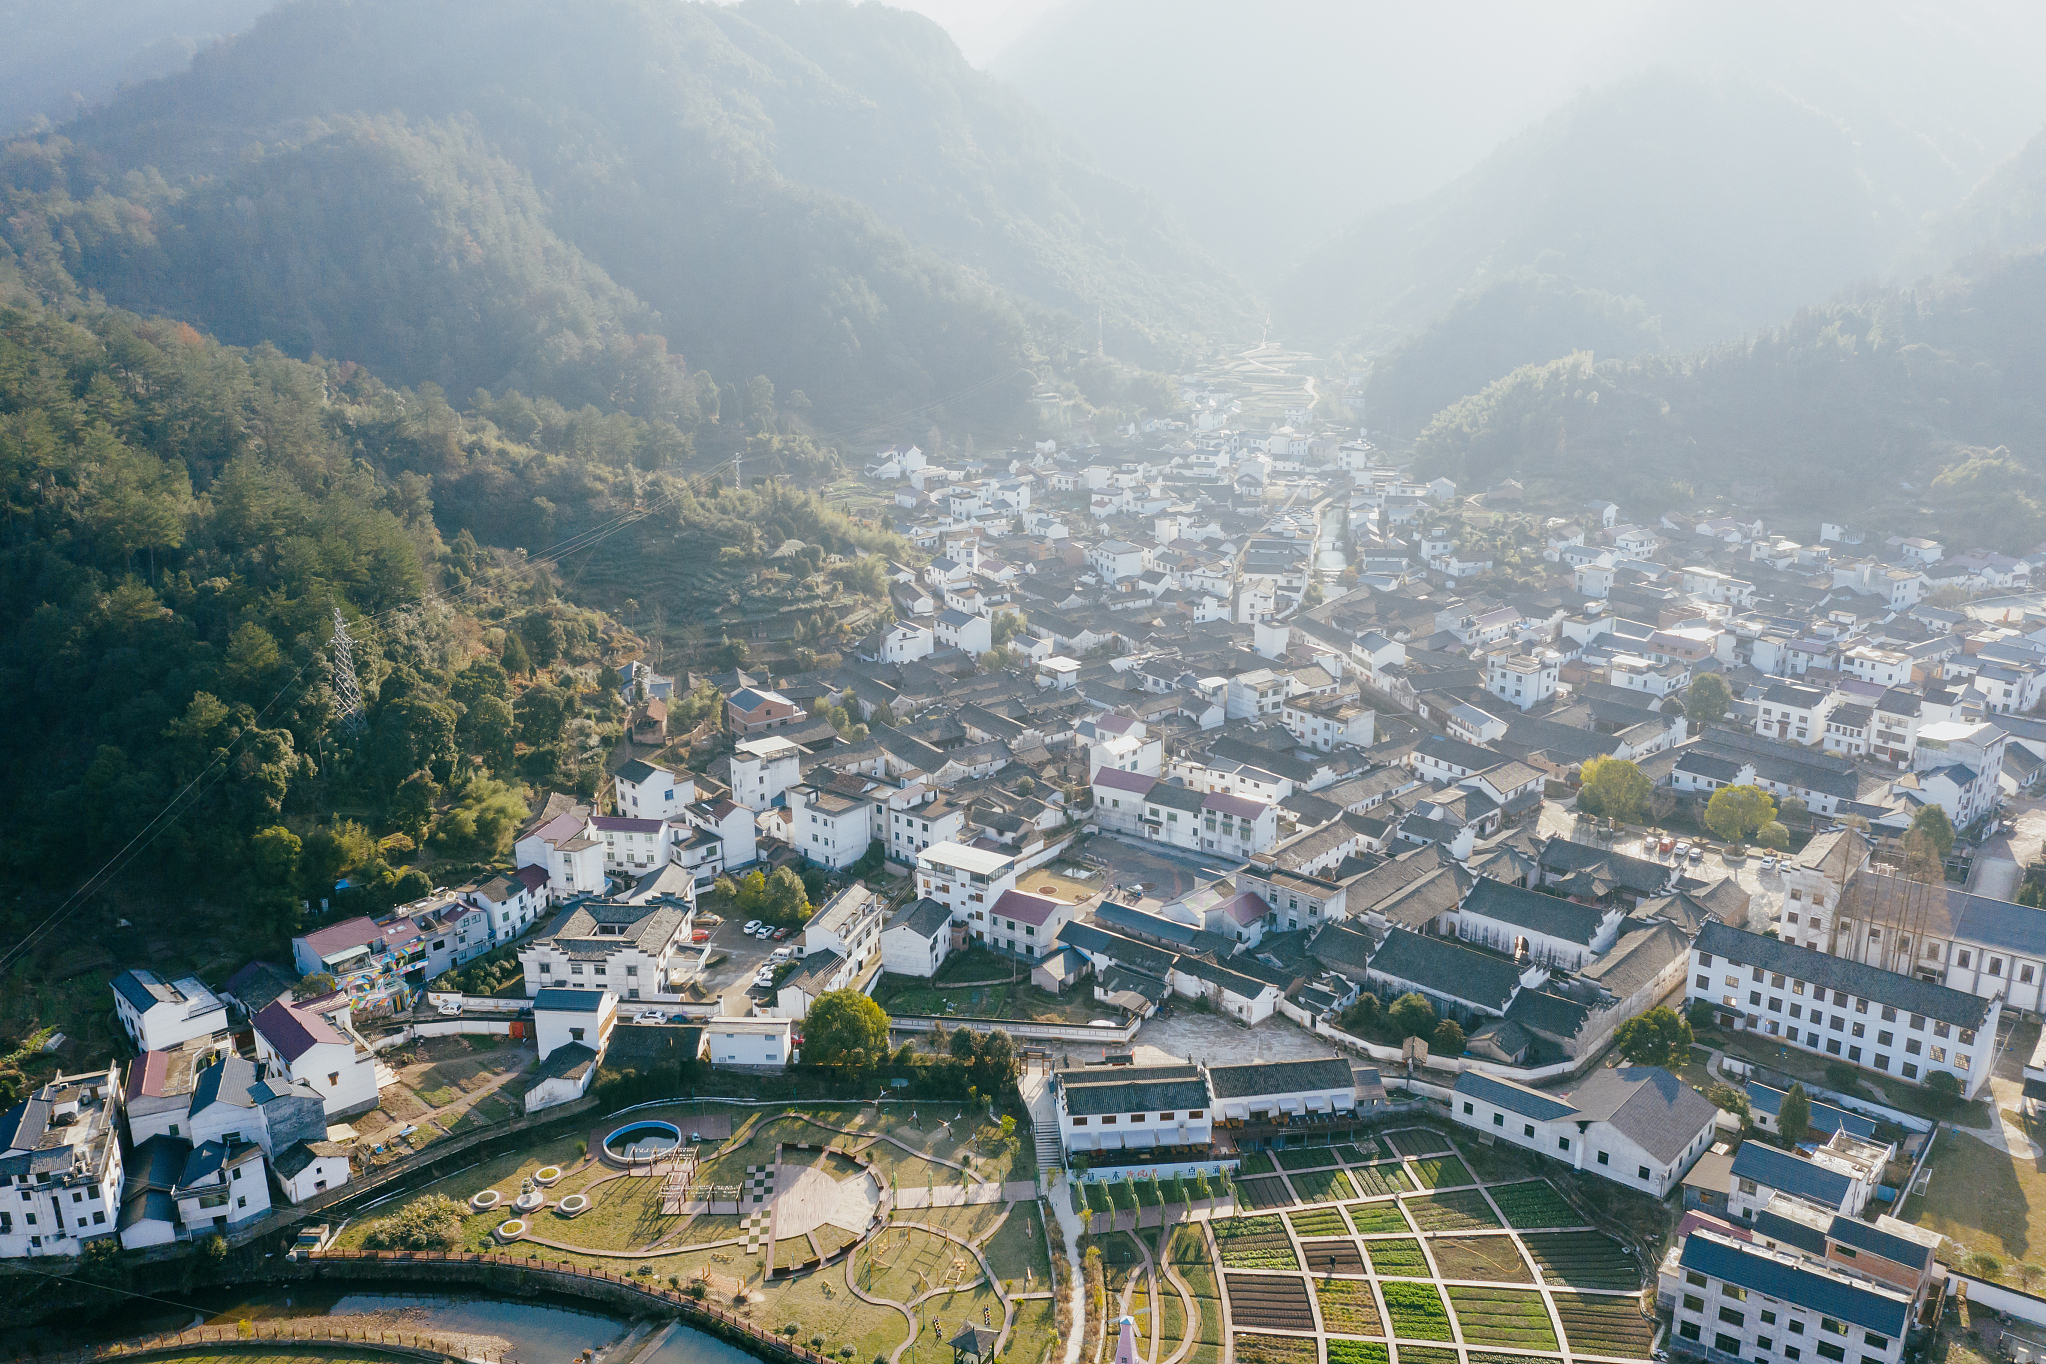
[519,899,694,1003]
[1054,1063,1213,1158]
[185,1055,327,1159]
[1205,1059,1355,1123]
[915,841,1019,925]
[274,1138,353,1203]
[614,759,692,819]
[886,796,966,864]
[111,970,229,1054]
[514,798,607,902]
[251,999,380,1118]
[974,888,1077,959]
[701,1017,792,1070]
[730,736,804,811]
[880,898,954,978]
[533,987,617,1061]
[171,1138,270,1237]
[1450,1067,1718,1198]
[803,884,885,972]
[457,868,549,945]
[787,784,876,870]
[0,1066,124,1257]
[935,608,994,655]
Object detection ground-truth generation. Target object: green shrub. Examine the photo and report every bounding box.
[361,1194,466,1250]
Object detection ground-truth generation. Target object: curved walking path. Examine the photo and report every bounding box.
[1050,1179,1087,1364]
[1153,1228,1201,1364]
[789,1113,995,1185]
[852,1215,1015,1364]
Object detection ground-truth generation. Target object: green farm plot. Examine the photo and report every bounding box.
[1328,1145,1368,1166]
[1552,1292,1656,1358]
[1486,1180,1579,1230]
[1402,1190,1501,1232]
[1239,1151,1278,1175]
[1389,1349,1459,1364]
[1446,1287,1559,1350]
[1519,1232,1641,1290]
[1379,1281,1454,1340]
[1277,1146,1345,1171]
[1343,1202,1411,1235]
[1428,1236,1532,1283]
[1324,1343,1388,1364]
[1213,1215,1299,1270]
[1288,1167,1356,1204]
[1364,1238,1431,1278]
[1405,1156,1473,1190]
[1288,1206,1351,1237]
[1387,1129,1453,1158]
[1233,1334,1319,1364]
[1238,1176,1298,1210]
[1347,1163,1412,1197]
[1313,1277,1384,1337]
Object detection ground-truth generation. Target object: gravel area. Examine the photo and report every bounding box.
[1131,1008,1345,1067]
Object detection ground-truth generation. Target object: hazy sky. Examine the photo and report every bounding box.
[871,0,1065,66]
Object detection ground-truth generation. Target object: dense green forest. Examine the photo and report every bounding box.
[1409,247,2046,548]
[0,0,1250,432]
[0,248,899,966]
[1274,74,1898,355]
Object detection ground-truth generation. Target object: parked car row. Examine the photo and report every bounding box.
[739,920,790,940]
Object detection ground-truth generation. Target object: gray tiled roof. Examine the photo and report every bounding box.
[1208,1057,1352,1098]
[1059,1064,1209,1116]
[1460,878,1606,946]
[1453,1070,1578,1122]
[1564,1066,1718,1164]
[1679,1234,1909,1336]
[1367,928,1522,1011]
[1693,921,1994,1028]
[1729,1141,1852,1208]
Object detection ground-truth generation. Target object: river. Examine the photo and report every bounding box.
[8,1283,763,1364]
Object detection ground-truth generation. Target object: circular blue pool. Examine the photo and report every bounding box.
[605,1120,681,1161]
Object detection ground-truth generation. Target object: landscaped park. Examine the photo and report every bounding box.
[324,1101,1058,1364]
[1080,1124,1657,1364]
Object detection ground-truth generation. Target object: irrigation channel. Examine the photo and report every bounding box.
[5,1283,761,1364]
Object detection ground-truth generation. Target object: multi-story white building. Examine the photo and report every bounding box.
[457,868,550,946]
[803,884,885,971]
[1670,1229,1909,1364]
[1907,720,2007,826]
[614,759,691,819]
[787,784,875,870]
[1054,1063,1213,1158]
[594,815,671,876]
[514,797,607,902]
[519,899,694,1003]
[915,841,1018,925]
[1281,694,1376,751]
[0,1066,124,1256]
[972,888,1076,959]
[1688,921,1998,1097]
[880,898,954,978]
[1450,1067,1719,1199]
[885,796,965,864]
[1225,669,1287,719]
[171,1139,270,1238]
[251,999,381,1118]
[1756,682,1838,745]
[730,736,804,811]
[934,608,993,655]
[700,1017,792,1070]
[110,970,229,1054]
[184,1055,327,1158]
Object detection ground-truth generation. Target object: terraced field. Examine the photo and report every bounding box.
[1387,1129,1453,1157]
[1486,1179,1580,1230]
[1213,1215,1299,1270]
[1446,1287,1560,1350]
[1233,1334,1319,1364]
[1363,1238,1431,1278]
[1287,1207,1350,1237]
[1520,1231,1641,1289]
[1277,1146,1344,1171]
[1428,1236,1532,1283]
[1224,1272,1317,1330]
[1287,1167,1357,1204]
[1346,1163,1412,1197]
[1343,1202,1411,1235]
[1325,1342,1390,1364]
[1379,1281,1454,1340]
[1401,1190,1502,1232]
[1552,1292,1657,1356]
[1299,1239,1365,1275]
[1405,1156,1473,1190]
[1237,1176,1298,1211]
[1313,1277,1384,1337]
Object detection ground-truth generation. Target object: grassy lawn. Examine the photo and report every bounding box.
[1903,1128,2046,1267]
[856,1226,966,1302]
[1008,1294,1060,1364]
[982,1205,1054,1290]
[906,1283,1005,1364]
[756,1263,909,1364]
[898,1199,1006,1247]
[1171,1224,1225,1364]
[873,970,1111,1026]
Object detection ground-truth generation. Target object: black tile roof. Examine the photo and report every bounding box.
[1460,878,1606,946]
[1367,928,1522,1012]
[1693,921,1995,1028]
[1208,1057,1353,1098]
[1680,1233,1909,1337]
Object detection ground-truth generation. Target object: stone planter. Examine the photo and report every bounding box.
[495,1219,528,1243]
[533,1165,564,1186]
[469,1189,503,1212]
[557,1193,591,1217]
[514,1189,546,1213]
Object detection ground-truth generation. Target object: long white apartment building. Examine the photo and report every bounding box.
[1671,1229,1908,1364]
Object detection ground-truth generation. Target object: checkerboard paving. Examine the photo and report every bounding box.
[747,1164,775,1204]
[744,1208,773,1254]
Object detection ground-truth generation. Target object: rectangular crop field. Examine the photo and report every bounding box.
[1233,1334,1318,1364]
[1519,1231,1639,1289]
[1347,1164,1412,1197]
[1427,1236,1532,1283]
[1363,1238,1430,1278]
[1288,1168,1356,1204]
[1237,1176,1297,1211]
[1446,1287,1559,1350]
[1328,1145,1368,1167]
[1213,1216,1299,1270]
[1552,1292,1656,1358]
[1486,1180,1579,1230]
[1401,1190,1501,1232]
[1324,1343,1388,1364]
[1238,1151,1277,1176]
[1224,1272,1316,1331]
[1343,1202,1411,1235]
[1288,1207,1349,1237]
[1313,1277,1383,1336]
[1388,1349,1458,1364]
[1379,1281,1453,1340]
[1387,1129,1452,1158]
[1405,1156,1473,1190]
[1277,1146,1342,1171]
[1299,1239,1364,1276]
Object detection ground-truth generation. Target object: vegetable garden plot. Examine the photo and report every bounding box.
[1390,1349,1460,1364]
[1324,1342,1388,1364]
[1364,1238,1431,1278]
[1329,1145,1368,1166]
[1551,1291,1656,1358]
[1233,1333,1319,1364]
[1277,1146,1344,1171]
[1239,1151,1278,1176]
[1446,1287,1559,1350]
[1347,1163,1412,1198]
[1289,1167,1357,1204]
[1518,1231,1639,1289]
[1406,1156,1473,1190]
[1238,1176,1298,1210]
[1427,1236,1532,1283]
[1289,1207,1350,1237]
[1387,1129,1453,1158]
[1225,1272,1317,1330]
[1379,1281,1454,1340]
[1402,1190,1501,1232]
[1313,1276,1383,1336]
[1299,1238,1365,1275]
[1214,1215,1300,1270]
[1343,1202,1412,1235]
[1485,1180,1579,1230]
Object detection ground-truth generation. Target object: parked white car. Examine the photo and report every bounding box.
[742,920,763,935]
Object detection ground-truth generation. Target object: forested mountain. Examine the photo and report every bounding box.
[0,0,1249,432]
[1273,75,1899,355]
[1913,125,2046,274]
[1409,248,2046,549]
[0,0,278,135]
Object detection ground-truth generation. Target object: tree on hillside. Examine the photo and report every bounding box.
[1686,672,1732,725]
[1613,1006,1693,1068]
[1910,805,1956,859]
[1389,992,1437,1038]
[802,991,890,1067]
[1433,1019,1466,1057]
[1577,756,1650,823]
[1705,784,1777,842]
[762,866,811,926]
[1777,1083,1812,1147]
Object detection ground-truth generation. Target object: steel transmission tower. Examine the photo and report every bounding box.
[331,607,365,735]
